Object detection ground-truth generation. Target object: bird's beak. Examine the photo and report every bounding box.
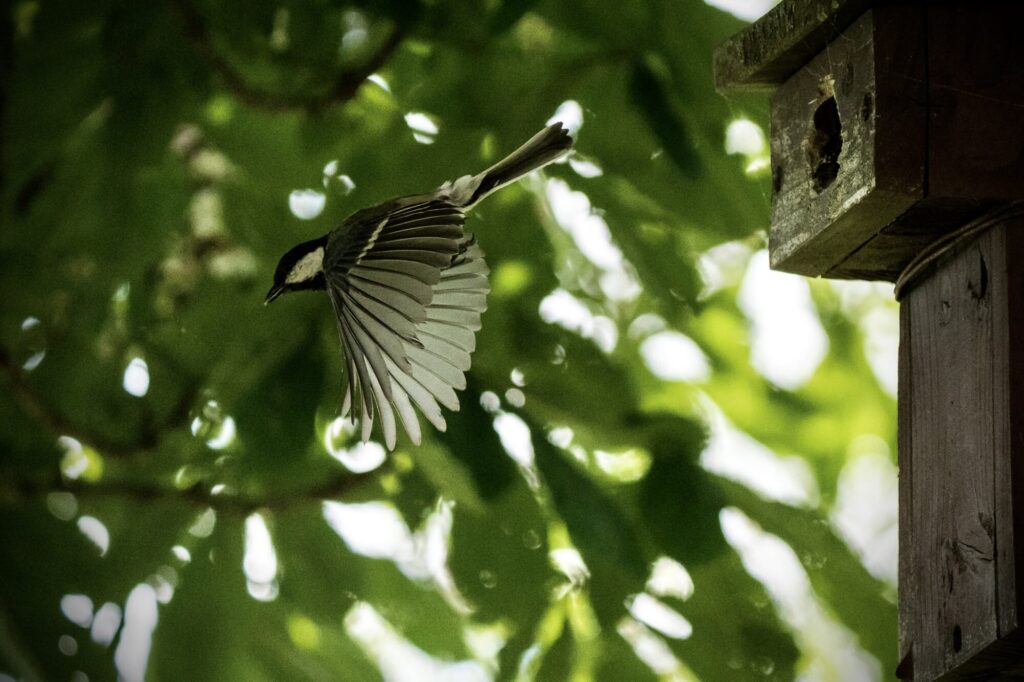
[264,284,285,305]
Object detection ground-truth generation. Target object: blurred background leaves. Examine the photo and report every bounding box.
[0,0,900,680]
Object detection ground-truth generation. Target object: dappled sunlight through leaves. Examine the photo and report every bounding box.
[1,0,898,678]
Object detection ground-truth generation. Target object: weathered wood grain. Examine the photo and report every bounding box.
[713,0,874,93]
[927,7,1024,202]
[718,2,1024,282]
[767,7,927,276]
[898,298,915,680]
[899,220,1024,680]
[716,2,1024,678]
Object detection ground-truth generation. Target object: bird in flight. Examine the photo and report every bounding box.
[266,123,573,450]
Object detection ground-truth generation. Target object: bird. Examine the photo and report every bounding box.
[266,122,573,450]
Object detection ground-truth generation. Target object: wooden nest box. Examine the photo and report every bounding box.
[715,2,1024,680]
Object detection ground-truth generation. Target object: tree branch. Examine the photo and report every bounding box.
[0,466,380,514]
[173,0,405,114]
[0,345,200,459]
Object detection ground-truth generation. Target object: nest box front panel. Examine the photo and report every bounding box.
[767,7,927,279]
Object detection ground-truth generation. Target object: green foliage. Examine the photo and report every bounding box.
[0,0,898,680]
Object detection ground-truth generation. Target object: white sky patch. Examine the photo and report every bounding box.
[419,500,472,615]
[545,178,640,302]
[860,306,898,397]
[405,112,439,144]
[830,280,899,397]
[151,567,177,604]
[739,250,828,390]
[616,618,689,678]
[21,316,45,370]
[569,156,603,178]
[539,288,618,353]
[323,499,471,613]
[700,398,818,506]
[546,100,583,136]
[367,73,391,92]
[188,507,216,538]
[832,439,898,585]
[646,556,695,602]
[594,448,650,482]
[288,189,326,220]
[58,436,87,480]
[504,388,525,408]
[550,548,590,592]
[464,623,507,673]
[336,174,356,194]
[322,160,357,194]
[345,602,490,682]
[78,516,110,556]
[324,501,412,563]
[114,584,159,682]
[599,268,640,303]
[479,391,501,413]
[340,9,369,56]
[720,508,881,681]
[627,313,667,340]
[205,416,236,450]
[697,239,754,298]
[324,418,387,473]
[190,400,237,450]
[22,350,45,371]
[628,593,693,640]
[493,413,534,469]
[705,0,779,21]
[243,513,279,602]
[725,119,767,157]
[91,602,122,647]
[640,331,711,383]
[725,118,770,175]
[547,426,573,449]
[122,357,150,397]
[61,594,94,628]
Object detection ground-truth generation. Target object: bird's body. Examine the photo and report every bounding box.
[267,123,573,449]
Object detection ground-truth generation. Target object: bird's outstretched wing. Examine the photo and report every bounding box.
[322,199,489,449]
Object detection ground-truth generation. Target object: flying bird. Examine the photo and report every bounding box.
[266,123,573,450]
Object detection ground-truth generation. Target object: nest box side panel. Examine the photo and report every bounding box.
[927,6,1024,202]
[899,221,1024,680]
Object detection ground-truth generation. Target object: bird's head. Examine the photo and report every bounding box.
[265,236,329,304]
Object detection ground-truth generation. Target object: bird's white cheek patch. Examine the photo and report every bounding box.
[286,247,325,284]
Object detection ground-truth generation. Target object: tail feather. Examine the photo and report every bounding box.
[448,123,573,209]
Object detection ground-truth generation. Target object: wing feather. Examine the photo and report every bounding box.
[363,249,453,268]
[417,321,477,351]
[358,260,441,284]
[323,200,488,449]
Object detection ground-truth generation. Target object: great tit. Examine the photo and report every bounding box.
[267,123,573,449]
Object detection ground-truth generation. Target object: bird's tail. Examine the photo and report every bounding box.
[448,123,573,209]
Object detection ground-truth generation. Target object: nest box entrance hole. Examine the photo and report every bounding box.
[806,92,842,193]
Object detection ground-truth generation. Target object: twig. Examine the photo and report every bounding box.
[0,346,136,455]
[0,602,44,682]
[173,0,405,114]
